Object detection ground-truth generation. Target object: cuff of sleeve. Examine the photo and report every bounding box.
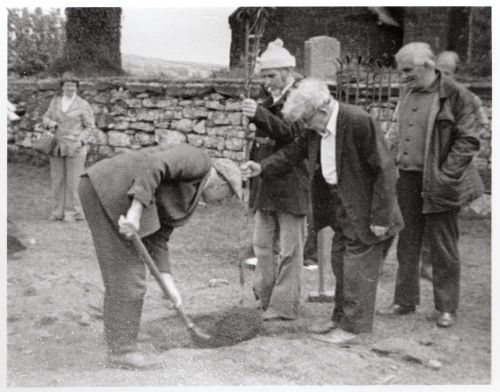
[127,185,151,207]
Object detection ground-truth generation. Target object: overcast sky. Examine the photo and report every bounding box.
[121,7,236,66]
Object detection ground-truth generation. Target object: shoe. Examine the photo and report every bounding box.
[106,351,164,370]
[243,257,258,269]
[436,312,456,328]
[379,304,416,315]
[307,319,338,334]
[311,329,357,345]
[262,309,295,321]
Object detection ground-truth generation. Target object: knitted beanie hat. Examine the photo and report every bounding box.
[257,38,296,70]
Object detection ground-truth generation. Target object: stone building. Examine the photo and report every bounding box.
[229,7,491,75]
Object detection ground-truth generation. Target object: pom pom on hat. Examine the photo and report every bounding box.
[257,38,296,70]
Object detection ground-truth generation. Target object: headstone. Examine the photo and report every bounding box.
[304,36,341,80]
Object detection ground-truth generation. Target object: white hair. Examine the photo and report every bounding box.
[436,51,460,75]
[282,79,331,122]
[395,42,436,68]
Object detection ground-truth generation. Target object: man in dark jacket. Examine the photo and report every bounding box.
[241,38,310,321]
[78,143,235,369]
[383,42,484,328]
[241,79,403,343]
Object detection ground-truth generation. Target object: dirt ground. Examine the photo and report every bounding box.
[6,162,492,387]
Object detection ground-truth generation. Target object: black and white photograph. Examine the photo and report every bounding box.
[2,1,495,388]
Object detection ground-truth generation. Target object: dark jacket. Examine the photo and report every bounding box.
[386,73,484,213]
[85,144,211,238]
[260,102,404,245]
[248,91,310,216]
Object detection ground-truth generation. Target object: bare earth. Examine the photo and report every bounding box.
[7,162,491,387]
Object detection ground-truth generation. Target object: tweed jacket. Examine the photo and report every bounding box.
[260,102,403,245]
[43,95,95,157]
[386,72,484,213]
[85,144,212,238]
[248,88,310,216]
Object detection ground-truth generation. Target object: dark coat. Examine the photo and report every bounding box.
[85,144,211,238]
[248,92,310,216]
[260,102,404,245]
[386,73,484,213]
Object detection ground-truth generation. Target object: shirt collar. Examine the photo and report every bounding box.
[322,100,339,137]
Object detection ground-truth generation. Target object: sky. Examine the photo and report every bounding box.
[120,7,236,66]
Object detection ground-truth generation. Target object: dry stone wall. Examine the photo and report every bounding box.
[7,79,260,166]
[7,78,491,176]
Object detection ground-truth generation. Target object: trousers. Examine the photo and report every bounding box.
[78,176,172,354]
[394,170,461,312]
[253,209,306,319]
[49,148,86,219]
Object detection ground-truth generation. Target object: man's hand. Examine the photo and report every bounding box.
[118,199,143,238]
[370,225,389,237]
[242,98,258,118]
[240,161,262,180]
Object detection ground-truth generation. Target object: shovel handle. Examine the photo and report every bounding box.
[126,227,196,330]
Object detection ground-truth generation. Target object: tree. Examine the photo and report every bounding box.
[7,8,65,77]
[49,7,124,76]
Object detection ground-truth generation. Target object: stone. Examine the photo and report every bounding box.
[124,99,142,108]
[97,145,114,157]
[173,118,193,133]
[210,93,224,101]
[212,112,230,125]
[371,338,443,368]
[136,109,162,122]
[462,194,491,218]
[155,129,186,145]
[225,137,244,151]
[95,113,114,129]
[225,101,242,111]
[108,131,132,147]
[93,93,110,104]
[186,134,205,148]
[127,82,163,94]
[208,278,229,287]
[93,129,108,145]
[227,112,243,126]
[206,101,224,110]
[143,98,171,108]
[304,36,341,80]
[110,120,130,130]
[193,120,207,134]
[133,132,155,146]
[129,122,155,132]
[110,89,131,103]
[183,107,209,119]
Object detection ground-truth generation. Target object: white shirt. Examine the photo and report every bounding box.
[61,94,76,112]
[320,101,339,185]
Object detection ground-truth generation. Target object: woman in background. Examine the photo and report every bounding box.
[43,72,95,221]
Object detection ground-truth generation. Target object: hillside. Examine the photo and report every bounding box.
[122,53,225,79]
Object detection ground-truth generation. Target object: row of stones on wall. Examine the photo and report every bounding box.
[7,80,492,170]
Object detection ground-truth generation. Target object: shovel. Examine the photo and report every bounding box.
[123,223,213,345]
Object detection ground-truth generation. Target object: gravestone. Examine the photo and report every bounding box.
[304,36,341,80]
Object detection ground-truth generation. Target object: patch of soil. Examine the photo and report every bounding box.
[7,163,492,386]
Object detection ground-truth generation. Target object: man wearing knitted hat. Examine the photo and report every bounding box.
[241,38,310,321]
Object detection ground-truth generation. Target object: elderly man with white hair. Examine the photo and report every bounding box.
[383,42,483,328]
[241,79,403,343]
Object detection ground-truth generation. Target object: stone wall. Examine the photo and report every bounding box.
[7,78,492,181]
[7,78,261,166]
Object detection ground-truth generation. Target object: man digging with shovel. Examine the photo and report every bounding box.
[78,143,246,370]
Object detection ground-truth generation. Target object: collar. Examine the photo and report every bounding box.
[322,100,339,137]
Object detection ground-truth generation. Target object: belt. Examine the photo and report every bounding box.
[254,136,276,146]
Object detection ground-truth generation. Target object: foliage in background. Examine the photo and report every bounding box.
[48,7,124,77]
[8,8,65,77]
